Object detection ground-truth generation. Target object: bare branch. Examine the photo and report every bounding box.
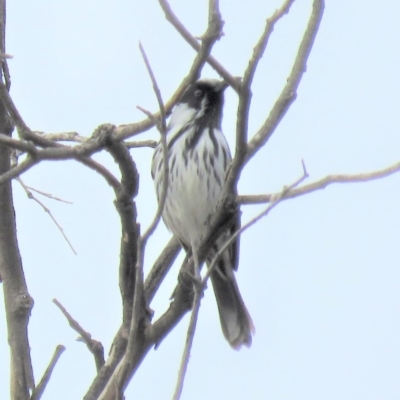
[136,105,159,125]
[114,0,227,142]
[16,178,77,254]
[53,299,105,372]
[138,42,168,245]
[0,7,35,395]
[124,139,157,149]
[139,42,167,134]
[0,155,37,185]
[235,0,296,167]
[33,131,87,143]
[22,185,73,204]
[157,0,240,92]
[0,81,55,147]
[245,0,325,162]
[78,157,121,191]
[172,247,202,400]
[30,345,66,400]
[238,159,400,205]
[144,237,182,303]
[0,129,123,197]
[147,256,194,346]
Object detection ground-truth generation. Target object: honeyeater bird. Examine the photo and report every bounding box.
[152,79,254,349]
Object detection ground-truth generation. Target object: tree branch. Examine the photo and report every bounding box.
[16,178,77,255]
[0,3,35,397]
[30,345,66,400]
[138,42,168,245]
[157,0,240,92]
[124,140,157,149]
[0,155,37,185]
[53,299,105,372]
[144,237,182,304]
[234,0,296,174]
[238,159,400,205]
[245,0,325,162]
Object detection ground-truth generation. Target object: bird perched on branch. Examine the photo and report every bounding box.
[152,79,254,349]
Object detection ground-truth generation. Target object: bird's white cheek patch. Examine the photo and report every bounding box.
[168,104,197,131]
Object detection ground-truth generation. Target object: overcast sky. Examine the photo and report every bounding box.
[1,1,399,399]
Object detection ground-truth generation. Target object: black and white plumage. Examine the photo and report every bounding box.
[152,79,254,349]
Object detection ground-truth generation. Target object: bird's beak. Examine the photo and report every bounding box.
[216,81,229,92]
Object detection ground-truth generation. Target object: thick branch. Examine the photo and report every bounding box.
[0,132,121,190]
[0,5,35,396]
[0,155,37,185]
[83,125,140,400]
[95,124,140,329]
[144,237,181,304]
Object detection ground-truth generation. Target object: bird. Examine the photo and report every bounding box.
[151,78,254,349]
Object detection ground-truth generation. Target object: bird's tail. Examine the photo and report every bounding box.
[208,244,254,349]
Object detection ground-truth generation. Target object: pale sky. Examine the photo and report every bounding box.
[1,1,399,399]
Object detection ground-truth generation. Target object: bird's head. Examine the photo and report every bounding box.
[178,79,229,128]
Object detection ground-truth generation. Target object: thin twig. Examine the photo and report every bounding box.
[53,299,105,372]
[238,158,400,205]
[144,237,182,303]
[23,185,72,204]
[0,7,35,394]
[0,133,38,153]
[138,43,168,245]
[17,178,77,255]
[139,42,167,134]
[245,0,325,162]
[235,0,296,169]
[157,0,240,92]
[78,157,121,191]
[136,105,159,125]
[114,0,226,142]
[0,133,121,190]
[172,246,202,400]
[30,345,66,400]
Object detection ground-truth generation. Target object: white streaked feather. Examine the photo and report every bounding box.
[151,80,254,348]
[152,104,231,247]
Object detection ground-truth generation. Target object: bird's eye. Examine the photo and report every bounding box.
[194,89,203,97]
